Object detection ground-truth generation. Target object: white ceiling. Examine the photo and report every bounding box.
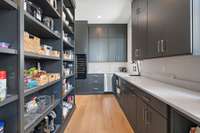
[75,0,132,24]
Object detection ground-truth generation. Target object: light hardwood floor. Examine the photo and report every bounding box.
[64,95,134,133]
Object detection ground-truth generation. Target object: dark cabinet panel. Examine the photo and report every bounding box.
[127,89,137,130]
[89,25,108,62]
[147,0,163,58]
[136,98,147,133]
[75,21,88,54]
[88,24,127,62]
[170,109,197,133]
[148,0,191,58]
[147,107,167,133]
[108,38,126,62]
[89,38,108,62]
[132,0,148,60]
[162,0,191,56]
[76,74,104,94]
[89,25,108,38]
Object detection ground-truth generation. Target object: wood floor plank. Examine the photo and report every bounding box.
[65,95,134,133]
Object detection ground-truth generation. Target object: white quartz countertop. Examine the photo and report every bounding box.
[114,72,200,123]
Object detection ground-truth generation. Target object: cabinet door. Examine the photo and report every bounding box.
[132,0,138,60]
[132,0,148,60]
[108,25,127,62]
[137,98,147,133]
[88,25,108,62]
[147,0,164,58]
[147,107,167,133]
[127,89,137,130]
[162,0,191,56]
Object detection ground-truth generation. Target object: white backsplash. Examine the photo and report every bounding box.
[88,62,127,74]
[140,56,200,91]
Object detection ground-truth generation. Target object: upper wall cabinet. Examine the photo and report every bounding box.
[88,25,109,62]
[108,25,127,62]
[132,0,148,60]
[88,24,127,62]
[132,0,192,60]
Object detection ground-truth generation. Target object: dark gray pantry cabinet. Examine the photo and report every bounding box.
[88,24,127,62]
[132,0,191,60]
[112,75,200,133]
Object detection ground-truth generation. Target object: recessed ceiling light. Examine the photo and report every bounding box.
[97,15,102,19]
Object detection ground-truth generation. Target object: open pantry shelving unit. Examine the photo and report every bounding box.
[0,0,76,132]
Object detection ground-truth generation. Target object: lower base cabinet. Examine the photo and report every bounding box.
[113,75,200,133]
[114,77,167,133]
[136,98,147,133]
[147,107,167,133]
[127,89,137,130]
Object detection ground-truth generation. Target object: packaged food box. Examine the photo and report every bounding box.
[51,50,60,57]
[24,32,40,53]
[48,73,60,82]
[34,74,48,86]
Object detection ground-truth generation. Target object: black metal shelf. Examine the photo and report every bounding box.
[63,40,74,49]
[24,79,60,97]
[64,74,74,79]
[63,59,74,62]
[60,105,76,132]
[63,21,73,34]
[24,99,60,133]
[0,94,18,107]
[24,52,61,61]
[62,87,74,99]
[59,105,75,132]
[24,12,61,39]
[0,0,17,10]
[63,5,74,24]
[0,0,75,132]
[63,0,76,8]
[29,0,60,18]
[0,48,17,55]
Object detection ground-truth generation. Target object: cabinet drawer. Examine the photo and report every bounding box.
[136,88,168,118]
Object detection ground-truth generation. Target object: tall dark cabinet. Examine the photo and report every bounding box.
[132,0,192,60]
[75,21,88,54]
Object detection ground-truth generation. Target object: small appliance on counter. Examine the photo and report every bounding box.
[119,67,127,72]
[130,61,140,76]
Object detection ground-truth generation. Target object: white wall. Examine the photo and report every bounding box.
[127,17,200,92]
